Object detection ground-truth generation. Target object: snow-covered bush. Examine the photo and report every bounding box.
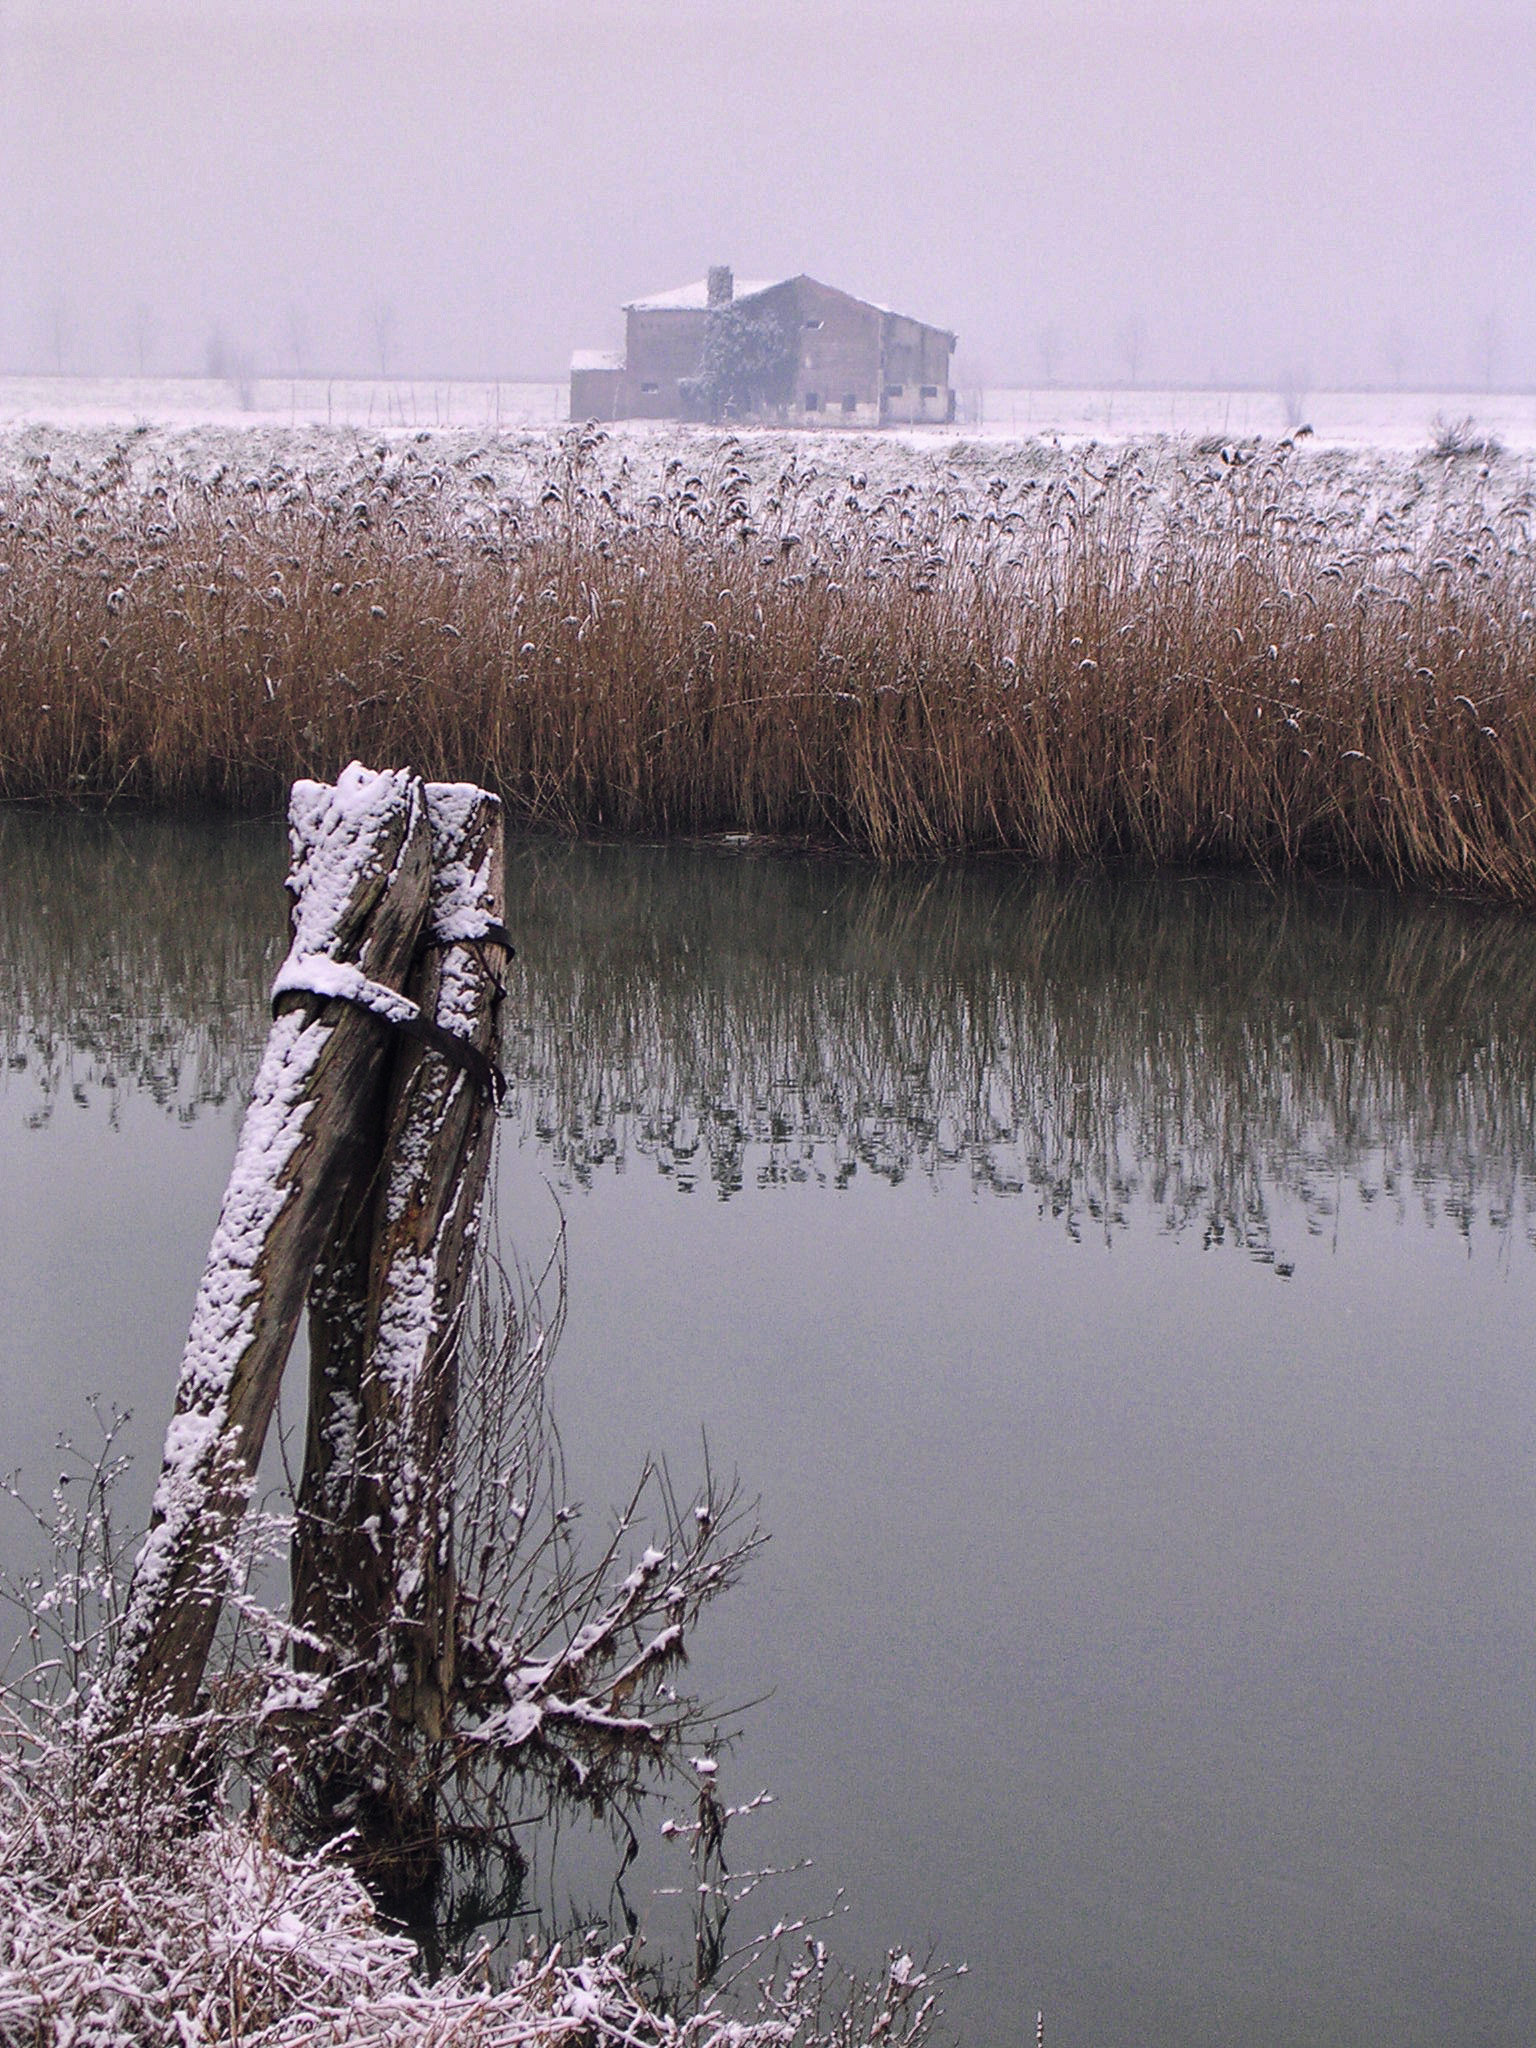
[1430,412,1503,461]
[0,1704,944,2048]
[0,1717,944,2048]
[0,1338,946,2045]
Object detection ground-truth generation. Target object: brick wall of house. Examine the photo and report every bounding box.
[779,279,884,426]
[625,308,710,416]
[880,312,956,423]
[570,365,626,421]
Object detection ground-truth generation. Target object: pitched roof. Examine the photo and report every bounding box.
[622,278,785,312]
[621,273,954,339]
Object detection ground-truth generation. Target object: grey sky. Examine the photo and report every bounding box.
[1,0,1530,389]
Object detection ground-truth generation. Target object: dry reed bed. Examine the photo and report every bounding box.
[2,427,1534,896]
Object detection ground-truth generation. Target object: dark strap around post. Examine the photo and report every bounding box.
[273,964,506,1104]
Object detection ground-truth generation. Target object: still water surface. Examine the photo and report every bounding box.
[3,814,1535,2048]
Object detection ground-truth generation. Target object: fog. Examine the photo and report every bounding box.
[1,0,1531,392]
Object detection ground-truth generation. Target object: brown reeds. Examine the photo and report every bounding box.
[2,427,1534,896]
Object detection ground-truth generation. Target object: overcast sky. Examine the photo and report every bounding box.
[1,0,1530,389]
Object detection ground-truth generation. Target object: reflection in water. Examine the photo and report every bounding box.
[500,842,1536,1259]
[8,816,1536,2048]
[6,814,1536,1259]
[0,810,285,1125]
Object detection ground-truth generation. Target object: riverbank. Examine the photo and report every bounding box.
[2,422,1533,897]
[0,1738,940,2046]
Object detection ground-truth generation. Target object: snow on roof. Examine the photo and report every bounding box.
[621,274,953,336]
[623,278,785,312]
[570,349,624,373]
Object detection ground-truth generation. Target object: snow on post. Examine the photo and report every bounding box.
[367,784,507,1742]
[292,785,507,1759]
[100,764,433,1743]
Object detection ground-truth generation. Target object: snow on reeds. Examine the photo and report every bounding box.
[0,1375,939,2048]
[0,1731,939,2048]
[1,423,1533,897]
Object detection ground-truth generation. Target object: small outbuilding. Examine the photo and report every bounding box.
[571,265,956,426]
[568,349,626,422]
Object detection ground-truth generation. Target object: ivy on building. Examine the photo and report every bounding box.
[681,305,797,422]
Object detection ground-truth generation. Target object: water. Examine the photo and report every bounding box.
[4,813,1536,2048]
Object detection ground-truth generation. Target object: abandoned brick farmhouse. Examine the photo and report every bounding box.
[570,266,956,427]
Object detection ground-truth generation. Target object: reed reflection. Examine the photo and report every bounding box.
[6,814,1536,1261]
[500,843,1536,1260]
[0,810,285,1125]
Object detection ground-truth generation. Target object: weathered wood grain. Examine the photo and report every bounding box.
[293,789,505,1721]
[102,765,432,1740]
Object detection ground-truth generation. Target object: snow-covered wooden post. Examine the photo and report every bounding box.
[293,788,507,1753]
[99,765,433,1741]
[365,785,507,1742]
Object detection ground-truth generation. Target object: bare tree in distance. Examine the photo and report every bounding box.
[201,324,256,407]
[371,300,397,377]
[1379,320,1407,391]
[1478,310,1501,392]
[1276,361,1312,433]
[230,347,257,411]
[1117,313,1146,386]
[129,303,157,378]
[284,303,310,378]
[45,292,71,375]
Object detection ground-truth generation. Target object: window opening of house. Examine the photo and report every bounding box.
[804,318,824,330]
[841,394,857,413]
[804,391,820,411]
[640,381,659,394]
[885,383,904,399]
[920,384,939,398]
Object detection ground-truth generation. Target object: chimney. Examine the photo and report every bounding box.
[707,264,733,310]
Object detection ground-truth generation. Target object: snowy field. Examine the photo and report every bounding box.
[0,374,567,437]
[2,372,1534,454]
[967,382,1536,451]
[4,373,1532,573]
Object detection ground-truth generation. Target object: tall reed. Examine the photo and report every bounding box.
[2,428,1533,897]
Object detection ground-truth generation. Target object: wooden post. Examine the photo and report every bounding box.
[290,788,507,1883]
[290,1122,380,1686]
[362,785,507,1741]
[100,766,432,1739]
[293,787,505,1676]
